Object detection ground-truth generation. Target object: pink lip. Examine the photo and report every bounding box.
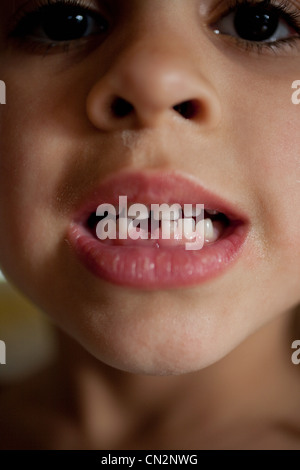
[67,170,249,289]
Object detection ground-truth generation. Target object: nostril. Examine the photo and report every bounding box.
[173,100,199,120]
[111,97,134,118]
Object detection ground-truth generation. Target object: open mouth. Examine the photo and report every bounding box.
[67,170,249,289]
[85,206,231,248]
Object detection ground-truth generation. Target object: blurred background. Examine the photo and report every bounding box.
[0,271,56,384]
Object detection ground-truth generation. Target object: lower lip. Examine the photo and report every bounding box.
[67,222,248,289]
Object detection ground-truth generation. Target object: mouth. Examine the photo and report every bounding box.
[85,206,229,248]
[67,170,249,289]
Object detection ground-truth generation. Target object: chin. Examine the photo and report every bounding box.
[71,320,239,376]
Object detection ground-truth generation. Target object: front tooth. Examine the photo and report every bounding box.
[161,220,178,238]
[117,217,130,239]
[177,217,197,240]
[128,204,149,220]
[152,204,181,220]
[128,218,150,240]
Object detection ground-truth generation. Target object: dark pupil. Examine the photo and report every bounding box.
[234,5,279,41]
[42,6,88,41]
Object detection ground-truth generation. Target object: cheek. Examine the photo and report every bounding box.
[215,65,300,308]
[0,81,68,284]
[229,70,300,253]
[253,98,300,300]
[252,106,300,255]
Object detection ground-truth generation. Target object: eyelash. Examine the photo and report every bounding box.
[9,0,107,55]
[213,0,300,54]
[8,0,300,56]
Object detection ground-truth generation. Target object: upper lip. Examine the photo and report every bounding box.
[72,169,249,225]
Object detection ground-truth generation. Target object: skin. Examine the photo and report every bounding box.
[0,0,300,449]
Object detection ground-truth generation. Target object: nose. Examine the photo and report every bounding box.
[86,40,222,131]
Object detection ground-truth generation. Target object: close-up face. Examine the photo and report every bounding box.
[0,0,299,375]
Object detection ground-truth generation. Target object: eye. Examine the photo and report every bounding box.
[12,2,109,43]
[213,1,297,43]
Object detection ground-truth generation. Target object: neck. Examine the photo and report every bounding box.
[53,307,299,448]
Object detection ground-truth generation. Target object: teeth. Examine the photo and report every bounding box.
[176,217,197,240]
[152,204,182,221]
[204,218,213,241]
[161,220,178,239]
[127,204,149,220]
[116,217,130,239]
[183,218,196,239]
[183,204,203,218]
[117,217,150,240]
[117,204,220,219]
[95,201,224,244]
[128,220,142,240]
[204,218,219,243]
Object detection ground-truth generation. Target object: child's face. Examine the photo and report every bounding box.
[0,0,299,375]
